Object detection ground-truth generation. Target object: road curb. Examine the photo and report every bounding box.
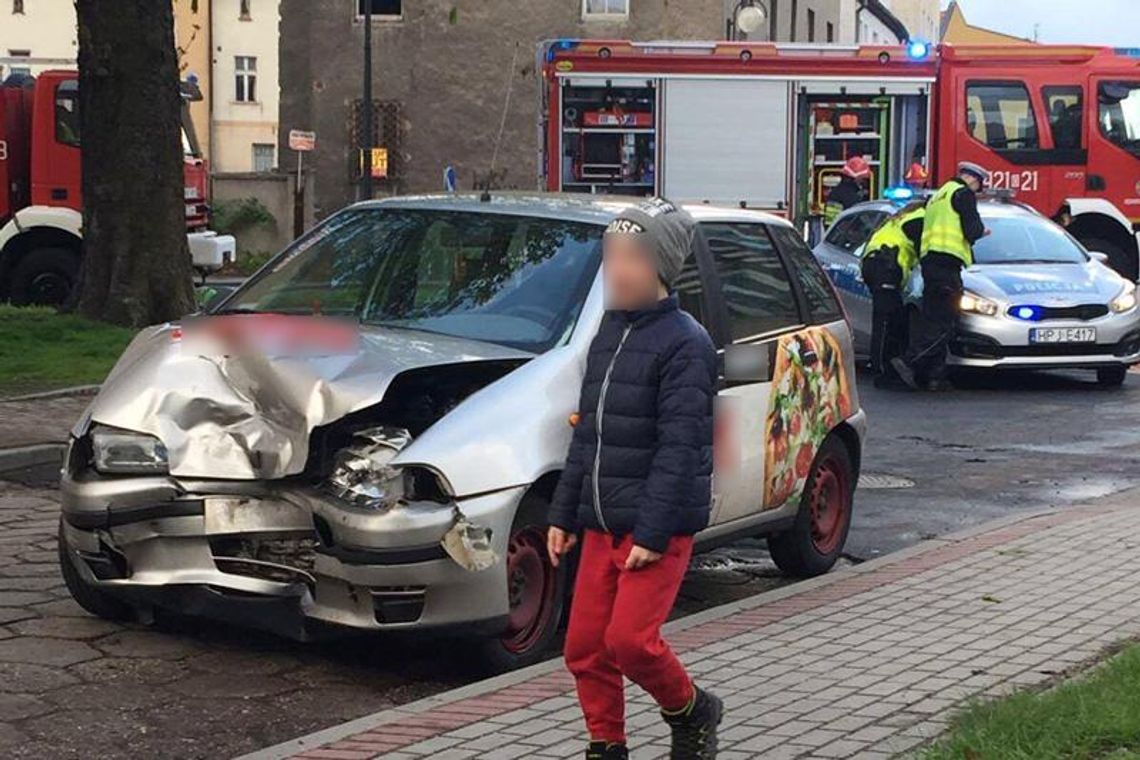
[0,444,65,475]
[236,493,1140,760]
[0,385,100,403]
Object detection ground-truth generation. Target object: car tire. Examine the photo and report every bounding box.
[1096,366,1128,387]
[768,436,854,578]
[474,494,566,674]
[9,248,80,307]
[57,519,134,622]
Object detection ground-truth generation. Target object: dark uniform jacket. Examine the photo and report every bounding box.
[548,295,716,553]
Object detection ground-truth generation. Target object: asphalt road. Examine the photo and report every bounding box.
[1,367,1138,758]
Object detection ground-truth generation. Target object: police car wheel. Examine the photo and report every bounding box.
[768,436,854,578]
[1096,366,1128,387]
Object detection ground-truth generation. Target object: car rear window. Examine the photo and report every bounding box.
[769,225,845,324]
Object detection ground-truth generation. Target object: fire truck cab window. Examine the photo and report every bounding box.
[703,222,801,340]
[1043,86,1084,150]
[1098,81,1140,156]
[966,83,1039,151]
[55,80,80,147]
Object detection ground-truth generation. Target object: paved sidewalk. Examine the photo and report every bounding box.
[243,490,1140,760]
[1,394,92,451]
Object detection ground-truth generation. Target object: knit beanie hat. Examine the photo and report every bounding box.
[604,197,696,289]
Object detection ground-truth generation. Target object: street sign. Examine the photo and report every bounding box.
[370,147,389,179]
[289,129,317,152]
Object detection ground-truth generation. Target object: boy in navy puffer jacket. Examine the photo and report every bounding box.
[548,198,722,760]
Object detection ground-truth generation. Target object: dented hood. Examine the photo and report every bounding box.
[84,317,532,480]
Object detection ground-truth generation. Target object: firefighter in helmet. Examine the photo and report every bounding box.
[904,162,930,191]
[824,156,871,226]
[860,200,926,388]
[893,161,990,390]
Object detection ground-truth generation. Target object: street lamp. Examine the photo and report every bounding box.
[728,0,769,41]
[360,0,374,201]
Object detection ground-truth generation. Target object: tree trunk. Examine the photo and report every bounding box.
[75,0,197,326]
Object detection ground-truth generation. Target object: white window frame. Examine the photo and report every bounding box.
[252,143,275,172]
[582,0,629,20]
[234,55,257,103]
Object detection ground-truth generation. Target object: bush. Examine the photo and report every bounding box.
[212,197,276,236]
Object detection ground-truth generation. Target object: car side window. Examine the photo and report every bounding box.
[769,225,845,324]
[674,258,709,329]
[701,222,801,340]
[825,212,884,252]
[966,81,1040,150]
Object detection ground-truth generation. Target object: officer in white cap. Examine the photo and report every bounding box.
[892,161,989,390]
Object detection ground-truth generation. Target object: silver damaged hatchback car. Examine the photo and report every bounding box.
[59,194,866,670]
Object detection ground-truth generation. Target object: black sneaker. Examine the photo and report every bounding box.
[890,357,920,390]
[661,686,723,759]
[585,740,628,759]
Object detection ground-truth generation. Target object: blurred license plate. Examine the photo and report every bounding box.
[1029,327,1096,343]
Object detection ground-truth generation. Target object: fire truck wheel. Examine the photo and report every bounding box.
[10,247,80,307]
[1082,237,1135,282]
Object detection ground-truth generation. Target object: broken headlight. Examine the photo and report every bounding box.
[325,427,412,510]
[91,426,169,474]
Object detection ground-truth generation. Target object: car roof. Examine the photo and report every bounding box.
[355,192,795,229]
[838,197,1041,221]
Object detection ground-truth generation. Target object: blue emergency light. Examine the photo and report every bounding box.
[883,186,915,203]
[1012,305,1042,321]
[546,39,579,62]
[906,39,931,60]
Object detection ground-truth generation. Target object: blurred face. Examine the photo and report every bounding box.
[603,233,661,311]
[962,174,982,193]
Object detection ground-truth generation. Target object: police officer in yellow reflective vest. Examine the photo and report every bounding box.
[861,201,925,387]
[893,162,989,390]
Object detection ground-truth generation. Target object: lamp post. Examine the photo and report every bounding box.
[727,0,770,41]
[360,0,374,200]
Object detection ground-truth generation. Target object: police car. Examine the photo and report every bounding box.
[814,199,1140,385]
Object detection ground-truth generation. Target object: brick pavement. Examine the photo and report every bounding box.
[243,491,1140,760]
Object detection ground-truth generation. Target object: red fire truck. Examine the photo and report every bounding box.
[0,67,235,305]
[540,40,1140,279]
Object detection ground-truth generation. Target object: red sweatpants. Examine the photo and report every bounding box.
[563,529,695,743]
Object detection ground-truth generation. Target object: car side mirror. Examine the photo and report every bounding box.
[1089,251,1110,265]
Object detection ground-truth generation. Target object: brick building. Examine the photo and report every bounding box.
[279,0,727,219]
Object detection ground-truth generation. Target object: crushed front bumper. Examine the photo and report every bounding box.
[59,467,519,639]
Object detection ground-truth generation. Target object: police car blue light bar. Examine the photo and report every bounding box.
[883,186,914,202]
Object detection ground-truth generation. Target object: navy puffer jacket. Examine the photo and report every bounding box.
[549,295,717,553]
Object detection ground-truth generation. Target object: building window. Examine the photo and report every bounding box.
[252,143,276,172]
[235,56,257,102]
[583,0,629,18]
[240,0,251,19]
[357,0,402,17]
[7,49,30,77]
[350,99,403,181]
[826,22,834,42]
[13,0,25,14]
[807,10,815,42]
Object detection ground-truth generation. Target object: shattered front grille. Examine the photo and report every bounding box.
[209,536,319,574]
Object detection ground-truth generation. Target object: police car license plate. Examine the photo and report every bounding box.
[1029,327,1096,344]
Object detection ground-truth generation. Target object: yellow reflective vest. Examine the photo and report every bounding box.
[863,206,925,284]
[921,180,974,266]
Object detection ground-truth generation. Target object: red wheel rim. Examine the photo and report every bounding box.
[809,455,850,555]
[501,526,557,655]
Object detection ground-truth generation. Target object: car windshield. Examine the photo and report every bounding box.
[217,207,603,353]
[972,215,1087,265]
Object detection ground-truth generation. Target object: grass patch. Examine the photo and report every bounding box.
[923,643,1140,760]
[0,305,136,397]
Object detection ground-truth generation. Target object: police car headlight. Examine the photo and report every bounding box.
[960,291,1000,317]
[91,426,169,474]
[1110,284,1137,314]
